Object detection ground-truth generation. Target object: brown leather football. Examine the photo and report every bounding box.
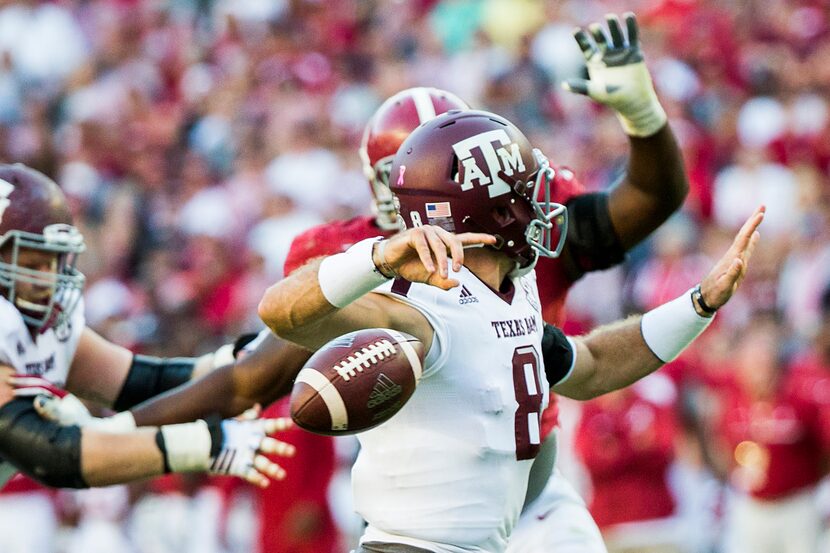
[290,328,424,435]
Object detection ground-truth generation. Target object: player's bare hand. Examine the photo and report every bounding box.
[699,206,764,310]
[373,226,496,290]
[210,416,296,488]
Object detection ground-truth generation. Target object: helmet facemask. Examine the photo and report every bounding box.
[366,155,404,232]
[0,223,85,333]
[488,149,568,276]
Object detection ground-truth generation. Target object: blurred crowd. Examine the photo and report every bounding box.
[0,0,829,552]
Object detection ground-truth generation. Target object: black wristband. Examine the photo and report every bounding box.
[692,284,717,315]
[204,415,224,458]
[154,430,171,473]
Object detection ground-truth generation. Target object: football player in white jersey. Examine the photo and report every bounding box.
[0,163,294,490]
[257,108,763,553]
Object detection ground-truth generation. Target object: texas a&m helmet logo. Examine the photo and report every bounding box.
[0,179,13,225]
[452,129,525,198]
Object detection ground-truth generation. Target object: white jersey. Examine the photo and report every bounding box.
[0,296,84,386]
[0,296,85,487]
[354,266,550,553]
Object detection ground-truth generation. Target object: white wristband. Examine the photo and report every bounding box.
[159,420,213,473]
[640,288,714,363]
[91,411,136,433]
[318,237,391,308]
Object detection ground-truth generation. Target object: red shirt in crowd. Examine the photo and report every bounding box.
[574,381,678,528]
[719,367,828,501]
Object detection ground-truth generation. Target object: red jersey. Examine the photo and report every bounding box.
[284,168,586,437]
[719,368,828,501]
[574,384,678,528]
[259,397,338,553]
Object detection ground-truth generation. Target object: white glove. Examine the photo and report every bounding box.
[158,415,295,488]
[209,418,295,487]
[563,12,667,137]
[11,375,136,432]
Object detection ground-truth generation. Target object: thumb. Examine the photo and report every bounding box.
[562,79,590,96]
[34,395,59,421]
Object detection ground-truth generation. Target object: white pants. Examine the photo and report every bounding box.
[0,491,57,553]
[508,467,608,553]
[722,488,822,553]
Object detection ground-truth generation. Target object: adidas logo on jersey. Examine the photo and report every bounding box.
[458,285,479,305]
[366,373,403,408]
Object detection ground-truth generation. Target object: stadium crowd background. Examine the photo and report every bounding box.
[0,0,829,552]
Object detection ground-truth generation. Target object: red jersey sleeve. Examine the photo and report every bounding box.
[534,166,586,326]
[283,216,386,276]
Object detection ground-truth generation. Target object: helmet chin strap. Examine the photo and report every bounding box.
[508,252,538,279]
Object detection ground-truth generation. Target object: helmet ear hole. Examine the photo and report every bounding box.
[491,205,515,228]
[450,154,460,182]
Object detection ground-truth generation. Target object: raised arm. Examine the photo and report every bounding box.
[561,13,688,273]
[553,207,763,399]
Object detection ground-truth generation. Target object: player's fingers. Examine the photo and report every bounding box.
[588,23,609,53]
[428,274,460,291]
[424,227,449,279]
[573,28,598,59]
[725,207,764,259]
[562,79,589,96]
[236,404,261,421]
[254,454,287,480]
[411,229,435,273]
[624,12,639,48]
[244,466,270,489]
[742,230,760,266]
[431,226,464,272]
[262,417,293,434]
[33,395,58,419]
[606,13,625,48]
[724,258,744,287]
[258,436,296,457]
[456,232,498,248]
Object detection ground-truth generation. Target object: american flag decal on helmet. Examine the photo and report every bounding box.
[425,202,451,218]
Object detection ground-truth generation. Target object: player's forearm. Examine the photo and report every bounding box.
[563,316,664,400]
[258,259,339,340]
[609,124,688,248]
[129,367,240,426]
[130,338,312,426]
[557,287,715,399]
[81,427,164,486]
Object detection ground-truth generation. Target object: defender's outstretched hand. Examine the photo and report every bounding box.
[373,226,496,290]
[699,206,765,310]
[210,416,295,488]
[563,12,667,137]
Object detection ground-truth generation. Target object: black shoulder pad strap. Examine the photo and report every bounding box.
[541,323,575,387]
[565,192,625,273]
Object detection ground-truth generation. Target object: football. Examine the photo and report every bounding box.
[290,328,424,435]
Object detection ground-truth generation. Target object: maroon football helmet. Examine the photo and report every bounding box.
[0,164,85,332]
[360,87,470,230]
[389,110,568,271]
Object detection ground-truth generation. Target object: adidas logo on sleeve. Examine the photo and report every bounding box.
[458,285,479,305]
